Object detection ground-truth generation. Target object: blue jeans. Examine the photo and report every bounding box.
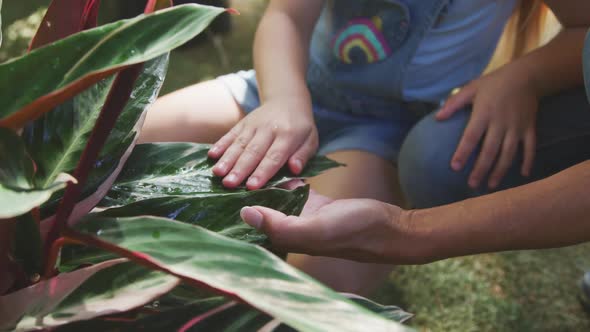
[398,87,590,208]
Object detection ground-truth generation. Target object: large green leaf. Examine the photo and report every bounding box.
[0,4,224,128]
[0,259,179,332]
[53,287,410,331]
[101,143,340,207]
[584,29,590,103]
[0,128,73,218]
[60,185,307,271]
[74,216,410,332]
[24,54,168,221]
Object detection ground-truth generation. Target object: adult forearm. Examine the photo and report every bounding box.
[407,160,590,262]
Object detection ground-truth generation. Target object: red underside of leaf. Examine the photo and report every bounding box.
[144,0,174,14]
[29,0,102,51]
[178,302,237,332]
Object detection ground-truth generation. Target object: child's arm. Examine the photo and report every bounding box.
[437,1,590,190]
[208,1,325,189]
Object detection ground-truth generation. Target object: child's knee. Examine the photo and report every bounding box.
[398,110,475,208]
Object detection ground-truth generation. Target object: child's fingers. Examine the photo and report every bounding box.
[222,130,273,188]
[288,133,319,175]
[488,133,518,189]
[212,129,255,177]
[209,123,243,160]
[521,128,536,177]
[436,82,478,121]
[246,140,293,190]
[468,127,503,188]
[451,115,487,171]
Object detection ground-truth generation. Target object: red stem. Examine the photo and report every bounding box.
[43,65,144,271]
[43,236,83,278]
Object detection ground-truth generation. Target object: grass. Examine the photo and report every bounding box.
[4,1,590,331]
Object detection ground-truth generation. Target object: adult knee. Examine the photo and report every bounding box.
[398,111,476,208]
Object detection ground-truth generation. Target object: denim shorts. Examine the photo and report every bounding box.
[217,70,431,162]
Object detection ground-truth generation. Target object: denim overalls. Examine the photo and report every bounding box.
[307,0,452,120]
[218,0,590,208]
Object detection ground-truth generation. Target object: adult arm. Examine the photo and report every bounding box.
[241,160,590,264]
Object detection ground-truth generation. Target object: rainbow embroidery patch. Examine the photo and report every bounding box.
[332,16,393,65]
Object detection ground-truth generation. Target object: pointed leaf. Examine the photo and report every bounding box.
[584,29,590,104]
[0,128,74,218]
[0,4,225,128]
[53,286,410,331]
[60,185,308,271]
[29,0,100,50]
[0,259,179,332]
[25,55,168,221]
[73,216,411,332]
[101,143,340,207]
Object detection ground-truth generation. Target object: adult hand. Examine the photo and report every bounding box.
[240,190,423,264]
[208,97,318,190]
[436,66,539,189]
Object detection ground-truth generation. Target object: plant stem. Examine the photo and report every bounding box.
[43,65,144,272]
[43,236,83,278]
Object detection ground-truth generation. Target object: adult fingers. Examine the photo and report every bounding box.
[451,113,488,171]
[468,126,504,188]
[221,130,273,188]
[436,82,478,121]
[521,127,536,177]
[240,206,323,254]
[488,132,518,189]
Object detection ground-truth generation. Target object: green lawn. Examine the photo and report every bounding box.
[4,1,590,331]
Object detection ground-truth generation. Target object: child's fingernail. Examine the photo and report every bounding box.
[210,146,220,154]
[489,180,498,189]
[215,162,227,172]
[451,160,462,171]
[469,178,479,188]
[247,177,259,188]
[240,207,263,229]
[225,173,238,184]
[293,159,303,173]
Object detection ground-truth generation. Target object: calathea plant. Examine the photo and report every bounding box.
[0,1,414,331]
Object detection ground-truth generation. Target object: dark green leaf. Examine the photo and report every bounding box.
[101,142,340,207]
[24,54,168,220]
[0,0,3,48]
[13,213,42,277]
[0,259,179,331]
[0,128,72,218]
[0,4,225,128]
[584,29,590,104]
[60,185,307,271]
[75,216,410,332]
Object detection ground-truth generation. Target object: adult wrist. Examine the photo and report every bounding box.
[385,207,440,265]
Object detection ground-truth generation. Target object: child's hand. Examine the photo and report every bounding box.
[436,68,538,189]
[208,97,318,190]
